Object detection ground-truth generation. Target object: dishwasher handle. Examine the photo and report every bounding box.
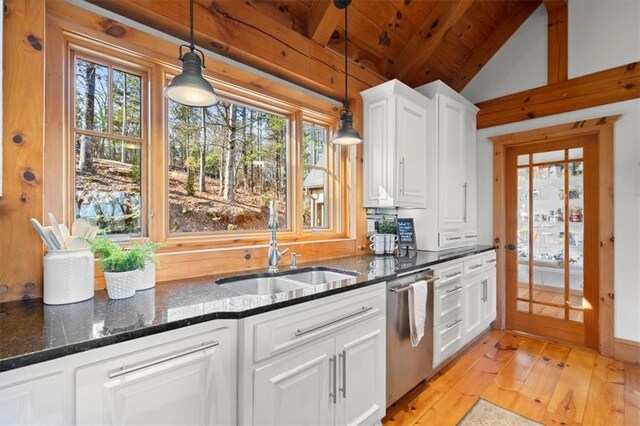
[388,277,439,293]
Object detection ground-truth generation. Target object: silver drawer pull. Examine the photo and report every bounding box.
[446,319,462,329]
[444,271,462,279]
[446,285,462,294]
[295,307,373,337]
[108,341,219,379]
[469,264,482,270]
[447,236,462,241]
[339,350,347,398]
[465,235,477,239]
[486,259,497,264]
[389,277,440,293]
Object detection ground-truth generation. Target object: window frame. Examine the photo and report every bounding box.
[50,27,349,253]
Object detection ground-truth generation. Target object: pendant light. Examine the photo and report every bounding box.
[332,0,363,145]
[164,0,219,107]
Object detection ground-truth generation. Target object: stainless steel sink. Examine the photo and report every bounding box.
[216,267,359,295]
[285,270,357,285]
[219,277,306,295]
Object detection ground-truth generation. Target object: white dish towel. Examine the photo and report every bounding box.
[408,280,428,347]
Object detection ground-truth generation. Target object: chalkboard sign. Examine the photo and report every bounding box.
[397,218,416,252]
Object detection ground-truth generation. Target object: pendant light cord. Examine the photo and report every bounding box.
[189,0,195,51]
[344,3,348,108]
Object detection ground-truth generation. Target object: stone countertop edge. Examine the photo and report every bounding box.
[0,246,496,372]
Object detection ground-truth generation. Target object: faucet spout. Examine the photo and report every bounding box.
[267,200,287,272]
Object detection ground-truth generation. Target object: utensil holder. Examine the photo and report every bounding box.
[43,249,94,305]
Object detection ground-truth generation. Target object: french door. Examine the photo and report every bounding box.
[505,135,599,348]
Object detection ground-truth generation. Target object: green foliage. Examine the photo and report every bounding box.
[378,219,397,235]
[91,238,162,272]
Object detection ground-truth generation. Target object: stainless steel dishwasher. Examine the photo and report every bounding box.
[386,267,438,407]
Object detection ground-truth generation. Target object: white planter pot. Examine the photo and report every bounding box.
[137,261,156,291]
[43,248,94,305]
[104,270,142,299]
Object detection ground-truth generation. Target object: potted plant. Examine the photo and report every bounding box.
[91,238,145,299]
[138,241,162,291]
[378,219,397,235]
[378,219,399,255]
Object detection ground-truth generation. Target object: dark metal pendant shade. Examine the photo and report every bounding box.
[332,0,362,146]
[164,51,219,107]
[164,0,219,107]
[333,110,362,145]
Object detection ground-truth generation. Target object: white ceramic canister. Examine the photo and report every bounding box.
[43,248,94,305]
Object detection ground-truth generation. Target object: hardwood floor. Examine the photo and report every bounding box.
[383,330,640,425]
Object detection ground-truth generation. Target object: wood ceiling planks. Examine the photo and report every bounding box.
[89,0,542,93]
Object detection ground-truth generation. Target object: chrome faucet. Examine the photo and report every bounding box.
[267,200,288,272]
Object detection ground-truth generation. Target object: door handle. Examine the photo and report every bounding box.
[339,350,347,398]
[507,244,516,251]
[329,354,337,404]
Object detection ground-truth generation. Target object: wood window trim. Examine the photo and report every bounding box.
[45,10,357,286]
[489,115,618,356]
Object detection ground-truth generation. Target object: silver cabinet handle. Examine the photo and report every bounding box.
[444,271,462,279]
[469,264,482,270]
[389,277,440,293]
[446,285,462,294]
[482,279,487,302]
[466,234,477,239]
[399,157,406,194]
[446,319,462,329]
[463,182,468,222]
[447,236,462,241]
[339,350,347,398]
[486,259,497,264]
[108,341,219,379]
[329,354,337,404]
[295,307,373,337]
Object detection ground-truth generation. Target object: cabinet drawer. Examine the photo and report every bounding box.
[434,262,464,287]
[463,231,478,243]
[483,251,497,267]
[252,286,385,362]
[433,315,463,368]
[439,231,464,247]
[463,256,484,276]
[433,282,463,327]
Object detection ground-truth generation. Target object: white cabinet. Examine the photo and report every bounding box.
[400,81,479,251]
[361,80,430,208]
[0,371,65,425]
[463,276,483,344]
[76,324,235,425]
[239,283,387,426]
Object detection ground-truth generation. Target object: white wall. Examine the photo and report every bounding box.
[466,0,640,341]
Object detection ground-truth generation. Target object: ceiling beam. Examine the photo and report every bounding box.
[306,0,343,46]
[89,0,385,101]
[545,0,568,83]
[389,0,474,81]
[476,62,640,128]
[450,1,541,91]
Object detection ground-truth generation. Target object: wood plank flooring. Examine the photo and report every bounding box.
[383,330,640,425]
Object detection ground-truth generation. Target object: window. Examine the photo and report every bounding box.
[303,122,333,229]
[72,55,145,237]
[167,98,289,233]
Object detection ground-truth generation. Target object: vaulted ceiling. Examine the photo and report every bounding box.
[89,0,542,99]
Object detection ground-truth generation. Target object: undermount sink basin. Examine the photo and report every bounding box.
[285,270,357,285]
[217,267,359,295]
[219,277,306,295]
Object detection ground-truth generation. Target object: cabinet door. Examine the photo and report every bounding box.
[253,338,335,426]
[433,315,463,368]
[335,316,385,426]
[438,95,466,229]
[482,269,497,326]
[396,95,428,207]
[363,96,395,207]
[0,372,65,425]
[463,278,483,344]
[76,328,234,425]
[463,110,477,232]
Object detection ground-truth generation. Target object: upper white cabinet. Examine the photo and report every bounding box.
[361,80,430,208]
[400,80,479,251]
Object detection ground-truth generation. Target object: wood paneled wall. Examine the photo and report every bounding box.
[0,0,46,302]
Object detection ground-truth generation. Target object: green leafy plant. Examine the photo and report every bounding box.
[138,241,163,266]
[90,238,155,273]
[378,218,397,235]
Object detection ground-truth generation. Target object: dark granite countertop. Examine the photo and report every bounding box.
[0,245,495,372]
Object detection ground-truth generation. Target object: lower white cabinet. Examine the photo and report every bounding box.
[463,276,483,344]
[76,324,235,425]
[239,283,387,426]
[482,268,497,327]
[0,370,65,425]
